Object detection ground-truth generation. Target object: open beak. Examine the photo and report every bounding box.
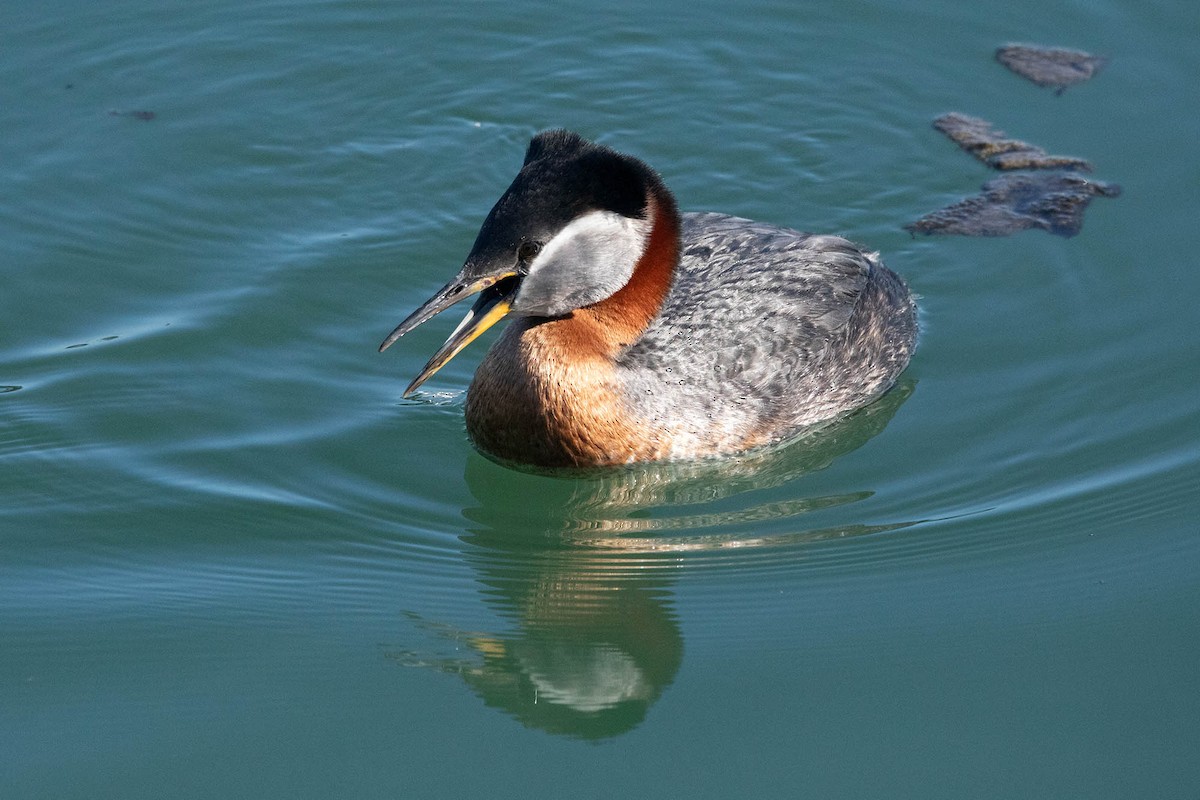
[379,271,519,397]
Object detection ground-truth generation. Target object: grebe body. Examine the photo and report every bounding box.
[380,131,917,468]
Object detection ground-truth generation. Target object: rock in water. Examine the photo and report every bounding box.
[906,172,1121,238]
[995,44,1107,93]
[933,112,1091,171]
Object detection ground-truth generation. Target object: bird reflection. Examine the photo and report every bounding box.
[386,380,914,739]
[393,567,681,740]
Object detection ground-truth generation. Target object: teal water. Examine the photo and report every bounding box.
[4,0,1199,797]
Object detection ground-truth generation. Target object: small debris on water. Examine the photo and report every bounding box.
[108,109,156,121]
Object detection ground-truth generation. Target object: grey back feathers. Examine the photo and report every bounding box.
[618,212,916,456]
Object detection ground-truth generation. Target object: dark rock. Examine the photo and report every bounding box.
[906,172,1121,238]
[933,112,1091,171]
[996,44,1107,93]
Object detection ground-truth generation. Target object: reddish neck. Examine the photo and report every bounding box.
[571,189,681,354]
[466,188,682,466]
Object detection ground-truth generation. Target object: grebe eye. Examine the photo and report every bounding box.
[517,240,542,263]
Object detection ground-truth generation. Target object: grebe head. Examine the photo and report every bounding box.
[380,130,668,396]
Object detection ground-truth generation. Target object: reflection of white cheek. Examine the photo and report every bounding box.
[517,644,650,711]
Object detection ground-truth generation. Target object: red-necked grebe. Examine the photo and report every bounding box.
[380,130,917,467]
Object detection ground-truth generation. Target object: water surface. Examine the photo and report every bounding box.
[4,0,1199,797]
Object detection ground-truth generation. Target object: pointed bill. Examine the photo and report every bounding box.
[401,284,514,396]
[379,270,519,396]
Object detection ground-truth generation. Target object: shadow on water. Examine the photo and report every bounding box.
[387,381,917,740]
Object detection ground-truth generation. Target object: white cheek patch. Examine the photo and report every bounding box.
[515,210,652,317]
